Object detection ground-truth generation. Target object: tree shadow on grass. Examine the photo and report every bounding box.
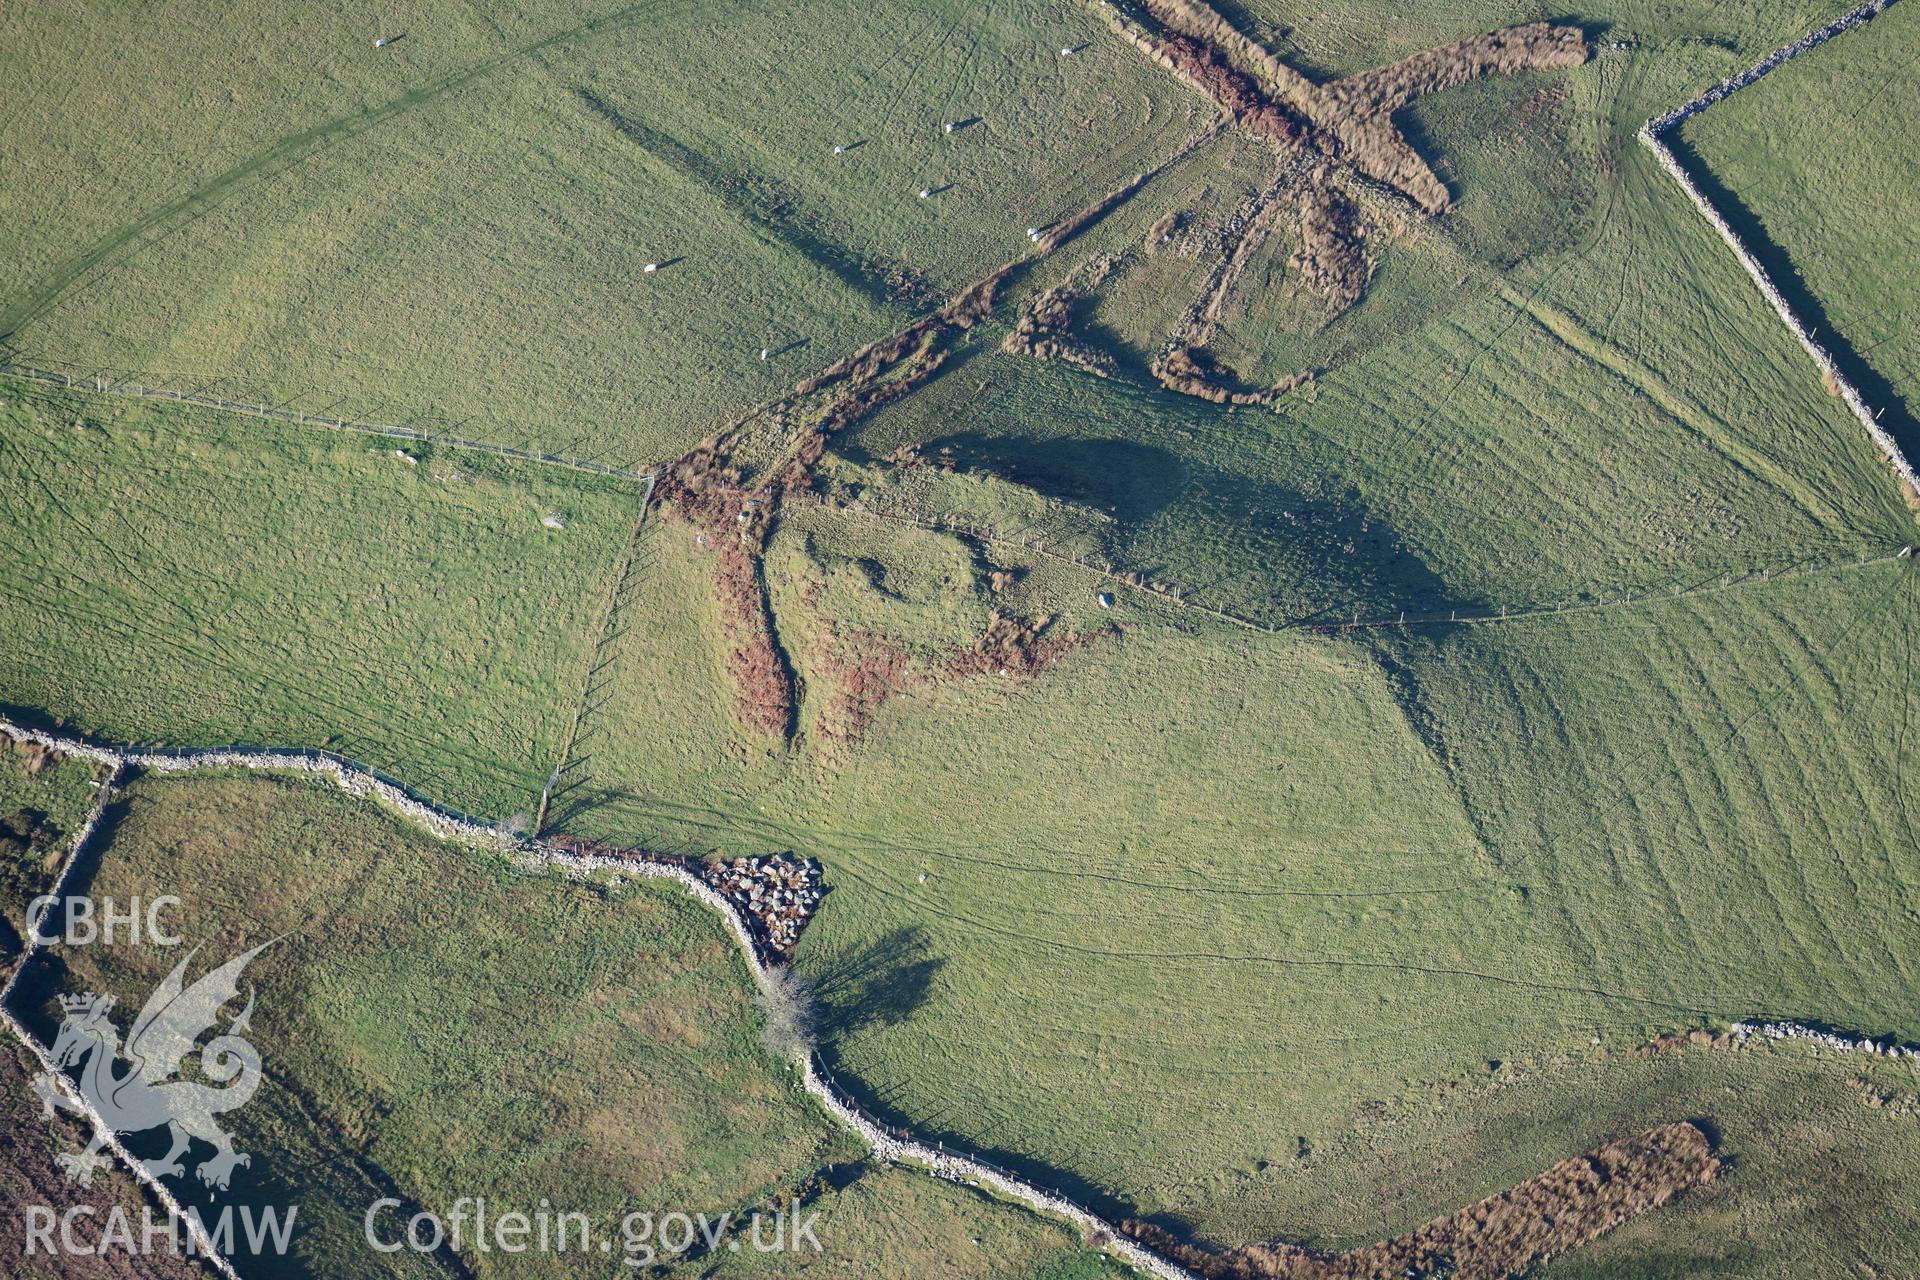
[809,925,944,1038]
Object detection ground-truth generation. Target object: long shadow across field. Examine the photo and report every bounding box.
[912,430,1463,628]
[1665,133,1917,464]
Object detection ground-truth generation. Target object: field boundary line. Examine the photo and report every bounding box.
[0,359,654,484]
[0,762,241,1280]
[10,711,1915,1280]
[1640,0,1920,501]
[0,715,1198,1280]
[539,475,657,835]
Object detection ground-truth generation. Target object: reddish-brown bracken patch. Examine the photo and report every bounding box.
[947,611,1109,680]
[1157,33,1307,146]
[649,258,1034,742]
[813,627,917,746]
[1124,1122,1718,1279]
[714,539,793,738]
[804,609,1113,749]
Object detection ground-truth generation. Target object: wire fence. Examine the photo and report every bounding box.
[805,493,1914,637]
[0,355,655,484]
[809,1056,1112,1215]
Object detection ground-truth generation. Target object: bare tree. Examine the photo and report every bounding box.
[755,965,816,1061]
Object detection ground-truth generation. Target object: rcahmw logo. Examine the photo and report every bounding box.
[32,940,278,1190]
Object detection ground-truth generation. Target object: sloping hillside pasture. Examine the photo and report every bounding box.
[4,0,1919,1267]
[7,72,898,470]
[846,333,1893,631]
[0,0,1197,466]
[1183,1036,1920,1276]
[840,1,1920,637]
[559,514,1607,1220]
[549,495,1920,1238]
[0,737,102,967]
[17,770,1143,1279]
[850,2,1913,628]
[0,379,643,819]
[1375,559,1920,1054]
[825,374,1450,632]
[1680,0,1920,457]
[1533,1053,1920,1277]
[0,0,611,320]
[19,771,854,1279]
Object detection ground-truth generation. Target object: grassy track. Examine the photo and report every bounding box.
[0,378,645,819]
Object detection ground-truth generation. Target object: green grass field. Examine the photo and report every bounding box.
[1678,0,1920,461]
[10,769,1139,1278]
[6,0,1920,1270]
[16,770,846,1278]
[1186,1034,1920,1276]
[0,377,644,819]
[553,491,1920,1239]
[0,0,1198,466]
[0,738,103,968]
[846,0,1916,629]
[1375,559,1920,1049]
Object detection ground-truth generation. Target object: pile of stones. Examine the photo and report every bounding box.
[704,854,823,958]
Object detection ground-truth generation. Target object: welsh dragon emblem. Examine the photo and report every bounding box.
[31,942,274,1190]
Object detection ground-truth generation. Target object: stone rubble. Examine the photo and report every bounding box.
[1732,1019,1920,1063]
[702,853,823,960]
